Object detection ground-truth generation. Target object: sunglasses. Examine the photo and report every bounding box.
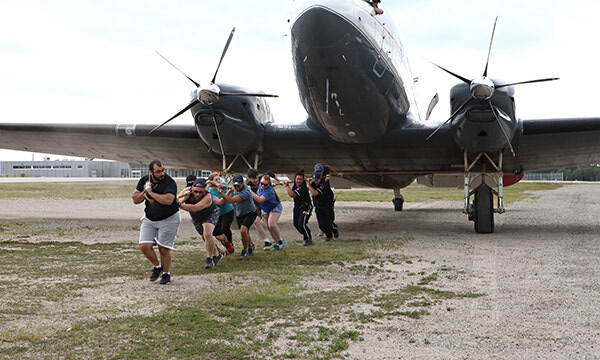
[260,182,269,186]
[192,190,204,194]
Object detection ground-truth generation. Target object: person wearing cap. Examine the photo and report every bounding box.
[247,169,273,250]
[132,160,181,285]
[177,178,222,269]
[285,170,313,246]
[253,175,285,251]
[185,174,197,188]
[219,174,257,259]
[307,167,339,241]
[206,173,235,254]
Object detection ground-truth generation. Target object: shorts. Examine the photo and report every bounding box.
[139,212,181,250]
[236,211,257,229]
[192,206,220,235]
[213,210,234,236]
[262,202,283,217]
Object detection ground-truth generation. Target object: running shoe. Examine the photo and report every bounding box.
[225,241,235,254]
[205,257,215,269]
[150,266,162,282]
[239,249,248,260]
[213,253,224,266]
[248,242,256,256]
[271,242,285,251]
[303,240,313,246]
[159,273,170,285]
[263,240,273,250]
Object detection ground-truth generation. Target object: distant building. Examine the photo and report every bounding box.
[0,159,210,178]
[522,172,564,181]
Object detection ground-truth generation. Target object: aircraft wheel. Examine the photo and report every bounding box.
[392,195,404,211]
[473,184,494,233]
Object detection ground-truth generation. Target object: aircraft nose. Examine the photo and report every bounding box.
[292,7,348,48]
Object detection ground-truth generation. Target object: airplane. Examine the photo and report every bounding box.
[2,0,600,234]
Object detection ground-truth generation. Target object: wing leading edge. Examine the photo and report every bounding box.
[519,117,600,171]
[0,123,218,169]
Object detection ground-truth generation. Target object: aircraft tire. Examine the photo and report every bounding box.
[473,184,494,233]
[392,195,404,211]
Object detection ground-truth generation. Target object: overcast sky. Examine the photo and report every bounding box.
[1,0,599,160]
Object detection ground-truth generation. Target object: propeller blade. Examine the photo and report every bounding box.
[149,99,199,133]
[487,99,516,157]
[428,61,471,84]
[496,77,560,88]
[210,105,226,156]
[483,16,498,77]
[426,97,472,141]
[219,92,279,98]
[155,51,200,88]
[211,27,236,84]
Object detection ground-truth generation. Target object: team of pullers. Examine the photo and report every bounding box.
[132,160,339,285]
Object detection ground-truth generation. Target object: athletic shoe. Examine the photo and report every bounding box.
[326,237,332,242]
[248,242,256,256]
[205,257,215,269]
[239,249,248,260]
[225,241,235,254]
[150,266,162,282]
[333,229,339,239]
[213,253,224,266]
[159,273,170,285]
[263,240,273,250]
[271,242,284,251]
[303,240,313,246]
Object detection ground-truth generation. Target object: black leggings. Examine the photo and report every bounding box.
[293,205,312,241]
[213,210,234,243]
[315,206,337,239]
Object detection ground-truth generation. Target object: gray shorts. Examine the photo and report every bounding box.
[139,212,181,250]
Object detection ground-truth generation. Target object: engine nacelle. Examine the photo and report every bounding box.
[449,83,517,154]
[191,84,273,155]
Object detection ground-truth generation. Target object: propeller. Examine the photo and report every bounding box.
[426,16,559,154]
[150,27,279,134]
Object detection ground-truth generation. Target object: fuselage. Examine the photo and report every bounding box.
[290,0,419,143]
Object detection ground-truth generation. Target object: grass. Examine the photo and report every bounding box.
[0,179,524,358]
[0,180,563,202]
[274,181,563,203]
[0,234,485,359]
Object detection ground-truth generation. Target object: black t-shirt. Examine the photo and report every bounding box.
[292,183,312,211]
[185,194,217,223]
[312,179,334,208]
[136,174,179,221]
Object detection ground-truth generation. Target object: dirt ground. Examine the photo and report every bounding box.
[1,181,600,359]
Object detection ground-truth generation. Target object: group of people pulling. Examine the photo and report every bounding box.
[132,160,339,284]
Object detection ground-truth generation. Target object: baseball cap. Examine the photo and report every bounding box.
[232,174,244,186]
[311,171,321,183]
[314,163,324,172]
[192,178,206,188]
[186,175,197,187]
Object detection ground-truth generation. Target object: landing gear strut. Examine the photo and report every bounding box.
[463,151,505,234]
[392,188,404,211]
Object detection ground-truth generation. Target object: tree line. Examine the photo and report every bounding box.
[534,165,600,181]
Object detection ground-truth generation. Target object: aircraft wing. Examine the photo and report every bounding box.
[519,117,600,171]
[0,123,224,169]
[0,120,464,184]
